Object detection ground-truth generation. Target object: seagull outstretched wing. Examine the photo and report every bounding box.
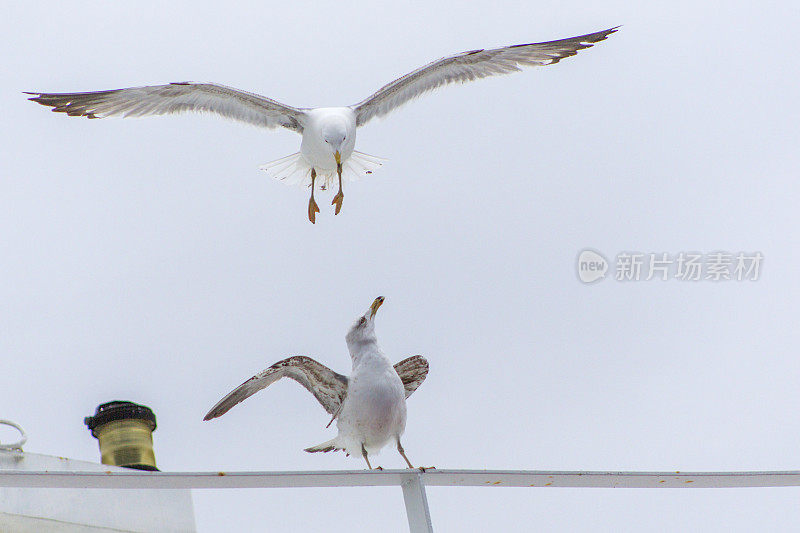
[203,356,348,421]
[203,354,430,422]
[351,27,618,127]
[394,355,429,399]
[26,82,306,132]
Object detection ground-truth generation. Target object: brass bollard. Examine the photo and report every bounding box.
[84,401,159,471]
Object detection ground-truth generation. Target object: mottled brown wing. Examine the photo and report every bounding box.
[203,356,348,421]
[393,355,429,399]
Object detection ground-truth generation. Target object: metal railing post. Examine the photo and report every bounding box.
[401,473,433,532]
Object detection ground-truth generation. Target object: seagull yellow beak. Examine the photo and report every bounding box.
[369,296,385,318]
[334,151,341,165]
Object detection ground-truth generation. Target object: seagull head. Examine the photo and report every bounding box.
[346,296,384,347]
[321,118,347,165]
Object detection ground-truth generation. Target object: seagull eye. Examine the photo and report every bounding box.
[359,317,367,326]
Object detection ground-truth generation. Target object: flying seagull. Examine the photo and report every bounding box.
[26,27,617,223]
[203,296,429,469]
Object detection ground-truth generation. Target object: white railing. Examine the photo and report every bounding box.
[3,469,800,532]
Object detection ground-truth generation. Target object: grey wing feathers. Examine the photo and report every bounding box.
[203,356,348,421]
[351,27,618,127]
[26,81,306,132]
[393,355,429,399]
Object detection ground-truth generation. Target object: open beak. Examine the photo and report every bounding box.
[334,151,341,165]
[368,296,385,319]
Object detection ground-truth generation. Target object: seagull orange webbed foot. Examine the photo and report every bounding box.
[308,168,320,224]
[332,161,344,215]
[332,191,344,215]
[308,197,320,224]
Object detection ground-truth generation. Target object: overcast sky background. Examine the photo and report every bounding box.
[2,1,800,531]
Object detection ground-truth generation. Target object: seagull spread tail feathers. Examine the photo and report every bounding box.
[259,151,385,189]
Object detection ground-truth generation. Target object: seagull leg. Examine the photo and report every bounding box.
[361,442,373,470]
[308,168,320,224]
[397,439,414,469]
[332,162,344,215]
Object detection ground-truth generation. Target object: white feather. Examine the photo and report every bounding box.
[350,27,619,126]
[260,150,385,189]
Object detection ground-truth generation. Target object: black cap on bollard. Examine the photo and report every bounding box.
[84,401,159,471]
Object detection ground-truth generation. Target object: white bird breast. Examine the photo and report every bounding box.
[337,364,407,454]
[300,107,357,171]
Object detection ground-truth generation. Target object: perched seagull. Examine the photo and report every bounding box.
[26,27,617,223]
[203,297,429,469]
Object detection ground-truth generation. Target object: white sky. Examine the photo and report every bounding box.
[2,1,800,531]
